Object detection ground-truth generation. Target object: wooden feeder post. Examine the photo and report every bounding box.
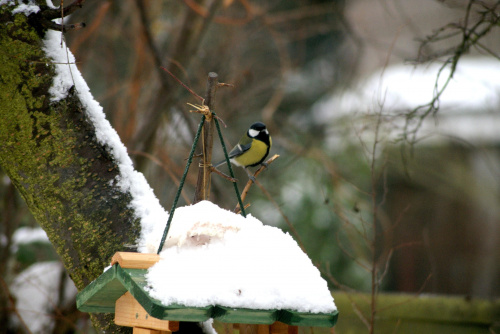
[193,72,219,203]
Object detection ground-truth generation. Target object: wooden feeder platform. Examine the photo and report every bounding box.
[76,252,339,333]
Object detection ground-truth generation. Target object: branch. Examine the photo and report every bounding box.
[405,0,500,145]
[210,166,237,183]
[40,20,86,33]
[38,0,86,32]
[234,154,280,212]
[41,0,86,20]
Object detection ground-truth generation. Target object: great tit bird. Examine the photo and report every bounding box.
[215,122,272,181]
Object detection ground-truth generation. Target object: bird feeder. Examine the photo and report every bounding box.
[77,252,339,333]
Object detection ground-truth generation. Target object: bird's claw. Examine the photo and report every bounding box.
[245,168,256,182]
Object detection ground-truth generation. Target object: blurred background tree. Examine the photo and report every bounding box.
[2,0,500,332]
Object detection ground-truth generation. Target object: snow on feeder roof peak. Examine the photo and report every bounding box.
[146,200,336,314]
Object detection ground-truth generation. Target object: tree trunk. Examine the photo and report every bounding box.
[0,4,140,333]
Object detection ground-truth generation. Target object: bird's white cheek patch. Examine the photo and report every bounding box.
[248,129,259,137]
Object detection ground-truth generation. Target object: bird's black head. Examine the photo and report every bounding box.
[248,122,270,145]
[249,122,266,132]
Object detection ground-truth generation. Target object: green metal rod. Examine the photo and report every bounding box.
[157,115,205,254]
[213,115,246,217]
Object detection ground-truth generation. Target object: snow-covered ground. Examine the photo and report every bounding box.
[10,261,77,333]
[10,226,49,250]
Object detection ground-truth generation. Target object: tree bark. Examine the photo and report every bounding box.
[0,4,140,333]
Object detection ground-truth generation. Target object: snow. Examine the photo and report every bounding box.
[0,0,14,7]
[146,201,336,314]
[42,29,168,253]
[200,319,218,334]
[314,57,500,146]
[7,1,40,16]
[10,261,78,333]
[12,4,39,15]
[2,227,49,250]
[163,319,216,334]
[11,227,49,252]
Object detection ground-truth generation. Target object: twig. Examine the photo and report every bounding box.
[259,26,289,128]
[41,0,85,20]
[210,166,237,183]
[227,154,308,254]
[322,266,371,328]
[70,2,110,54]
[335,231,371,272]
[188,103,211,118]
[162,67,204,103]
[135,0,166,84]
[404,0,500,146]
[376,273,433,313]
[0,276,33,334]
[217,82,234,88]
[38,0,86,32]
[234,154,279,211]
[368,109,385,334]
[133,0,221,168]
[183,0,255,25]
[254,178,309,255]
[41,21,86,32]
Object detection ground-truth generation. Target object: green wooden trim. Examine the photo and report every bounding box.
[280,309,339,327]
[76,265,125,313]
[213,306,279,324]
[76,264,339,327]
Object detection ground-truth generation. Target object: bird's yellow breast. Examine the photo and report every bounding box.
[233,138,269,167]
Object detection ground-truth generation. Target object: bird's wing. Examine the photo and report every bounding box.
[214,134,252,167]
[227,132,253,158]
[228,141,252,158]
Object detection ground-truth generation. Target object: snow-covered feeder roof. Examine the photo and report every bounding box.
[77,201,338,327]
[313,57,500,148]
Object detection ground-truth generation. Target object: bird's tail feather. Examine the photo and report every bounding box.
[213,159,228,168]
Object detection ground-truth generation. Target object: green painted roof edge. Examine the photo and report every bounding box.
[76,264,339,327]
[76,265,125,313]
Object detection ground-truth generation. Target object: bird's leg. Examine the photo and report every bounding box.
[244,168,256,182]
[260,161,268,168]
